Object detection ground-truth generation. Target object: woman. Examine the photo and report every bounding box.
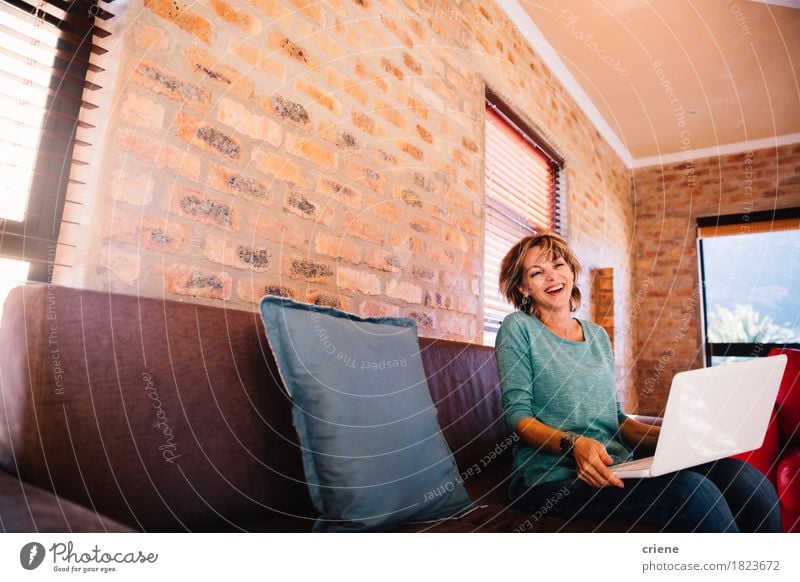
[494,233,781,532]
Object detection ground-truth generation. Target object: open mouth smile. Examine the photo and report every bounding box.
[545,284,564,296]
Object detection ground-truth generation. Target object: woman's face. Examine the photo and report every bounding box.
[517,245,574,312]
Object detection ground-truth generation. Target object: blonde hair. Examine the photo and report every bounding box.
[498,233,582,315]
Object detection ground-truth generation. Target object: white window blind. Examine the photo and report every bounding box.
[483,102,562,343]
[0,0,115,282]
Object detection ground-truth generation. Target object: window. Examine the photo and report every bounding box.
[0,0,114,283]
[698,207,800,366]
[483,89,563,345]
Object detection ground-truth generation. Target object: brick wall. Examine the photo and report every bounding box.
[59,0,636,407]
[631,144,800,415]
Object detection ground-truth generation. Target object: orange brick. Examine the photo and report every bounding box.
[306,291,354,311]
[363,247,409,273]
[233,42,286,81]
[325,66,368,106]
[119,91,164,131]
[287,0,325,26]
[344,211,384,243]
[316,177,362,209]
[209,0,261,35]
[204,234,272,272]
[109,169,154,206]
[344,162,386,194]
[398,140,424,161]
[117,128,201,182]
[144,0,212,44]
[459,215,481,236]
[251,149,307,187]
[439,269,470,292]
[354,59,388,93]
[409,216,436,236]
[416,124,433,144]
[403,52,422,75]
[406,310,435,330]
[364,196,402,222]
[351,111,383,137]
[337,266,381,295]
[397,88,429,119]
[132,62,211,112]
[375,99,407,130]
[159,264,232,300]
[134,23,169,52]
[380,57,404,81]
[184,45,254,99]
[237,278,297,304]
[462,136,479,153]
[285,256,335,283]
[285,133,338,171]
[169,186,240,230]
[267,30,316,67]
[113,213,191,253]
[284,191,335,226]
[429,245,456,267]
[389,232,425,256]
[393,184,423,208]
[360,301,401,318]
[410,265,436,283]
[381,15,414,47]
[262,95,310,129]
[207,164,272,202]
[293,78,341,115]
[385,280,422,304]
[315,232,361,264]
[438,311,475,341]
[246,0,291,20]
[175,112,243,163]
[252,214,308,248]
[103,247,140,286]
[216,97,282,146]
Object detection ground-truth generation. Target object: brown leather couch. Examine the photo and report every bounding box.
[0,284,651,532]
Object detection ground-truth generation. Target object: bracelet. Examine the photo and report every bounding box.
[559,431,580,457]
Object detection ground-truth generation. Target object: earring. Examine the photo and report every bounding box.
[520,295,530,309]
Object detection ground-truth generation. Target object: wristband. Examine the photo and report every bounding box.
[559,431,580,457]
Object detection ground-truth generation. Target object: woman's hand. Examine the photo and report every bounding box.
[572,437,625,488]
[620,418,661,456]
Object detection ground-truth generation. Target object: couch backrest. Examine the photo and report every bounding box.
[0,285,509,530]
[419,337,510,473]
[0,284,315,531]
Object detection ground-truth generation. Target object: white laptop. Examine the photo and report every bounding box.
[612,355,787,479]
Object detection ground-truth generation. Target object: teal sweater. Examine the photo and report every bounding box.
[495,311,633,489]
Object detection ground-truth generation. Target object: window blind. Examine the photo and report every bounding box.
[483,97,563,339]
[0,0,115,282]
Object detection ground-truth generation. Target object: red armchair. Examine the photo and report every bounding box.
[733,347,800,532]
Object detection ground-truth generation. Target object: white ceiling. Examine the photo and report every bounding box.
[498,0,800,167]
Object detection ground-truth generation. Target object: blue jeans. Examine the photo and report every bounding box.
[511,458,781,532]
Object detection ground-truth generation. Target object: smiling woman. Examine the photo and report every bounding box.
[493,233,782,532]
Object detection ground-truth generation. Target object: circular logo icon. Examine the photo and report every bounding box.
[20,542,46,570]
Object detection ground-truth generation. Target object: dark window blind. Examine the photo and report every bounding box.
[483,93,563,339]
[0,0,115,282]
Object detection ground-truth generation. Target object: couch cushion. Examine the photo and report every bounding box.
[777,448,800,514]
[0,284,316,531]
[418,337,510,472]
[258,296,473,532]
[769,348,800,444]
[0,471,132,533]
